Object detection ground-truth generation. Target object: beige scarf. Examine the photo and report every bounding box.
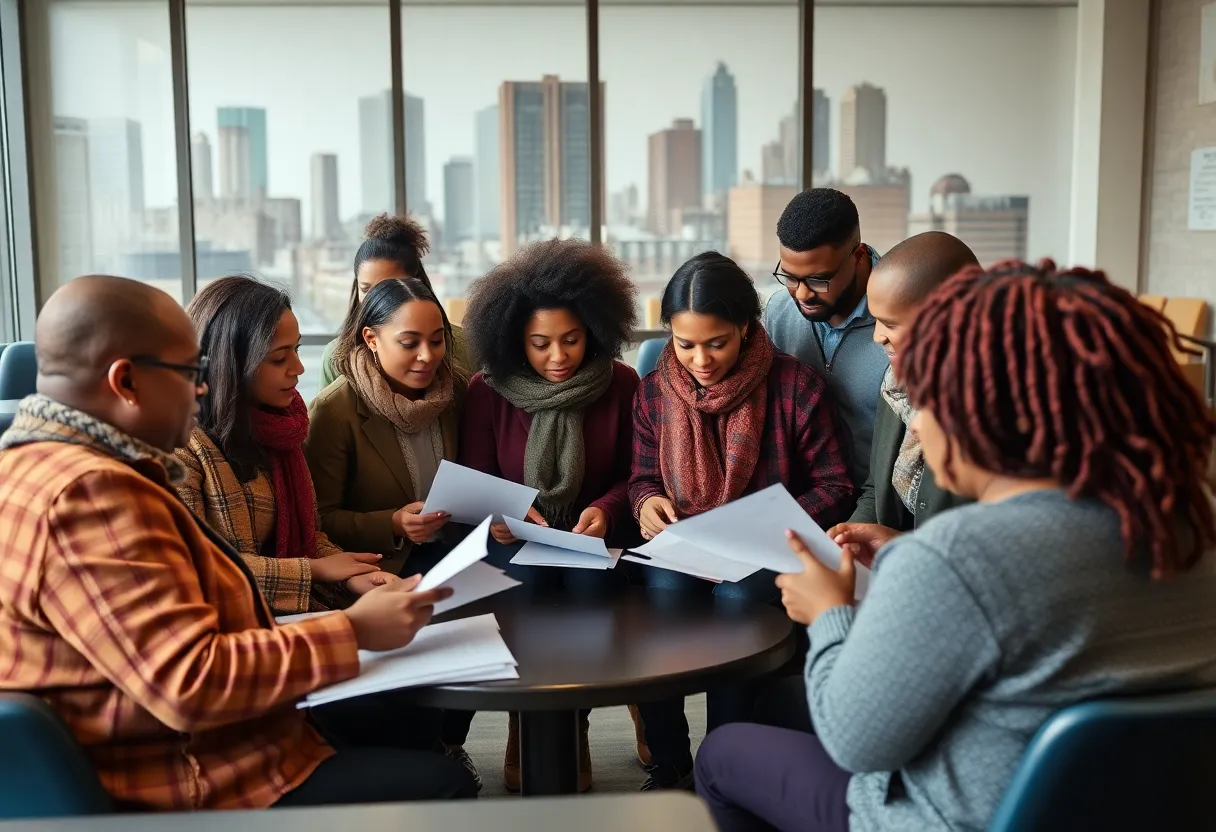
[880,365,924,515]
[347,347,452,498]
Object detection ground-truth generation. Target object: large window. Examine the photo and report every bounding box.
[602,1,799,319]
[400,2,589,302]
[24,0,182,303]
[186,1,394,337]
[813,4,1076,266]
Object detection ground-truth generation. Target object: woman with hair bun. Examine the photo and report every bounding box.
[318,214,468,390]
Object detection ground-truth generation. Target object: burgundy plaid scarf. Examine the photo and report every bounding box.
[656,325,773,518]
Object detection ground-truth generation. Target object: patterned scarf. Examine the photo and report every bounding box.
[248,391,316,560]
[0,394,186,481]
[657,327,773,518]
[486,359,614,529]
[347,346,453,498]
[880,365,924,514]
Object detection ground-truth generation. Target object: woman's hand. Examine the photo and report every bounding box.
[346,570,401,596]
[825,523,901,569]
[312,551,383,584]
[639,496,678,540]
[775,530,856,626]
[572,506,608,538]
[490,506,548,545]
[393,501,451,545]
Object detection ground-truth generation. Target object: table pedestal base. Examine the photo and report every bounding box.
[519,710,579,795]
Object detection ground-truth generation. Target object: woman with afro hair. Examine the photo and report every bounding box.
[318,213,469,390]
[452,238,642,794]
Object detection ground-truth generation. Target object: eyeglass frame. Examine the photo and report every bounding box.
[772,241,863,295]
[129,355,210,387]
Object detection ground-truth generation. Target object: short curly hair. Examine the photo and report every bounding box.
[464,239,639,379]
[777,188,859,252]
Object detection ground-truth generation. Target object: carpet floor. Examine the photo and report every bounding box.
[462,695,708,798]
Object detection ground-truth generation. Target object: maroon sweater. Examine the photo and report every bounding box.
[458,361,640,537]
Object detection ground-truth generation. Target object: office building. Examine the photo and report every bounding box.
[812,89,829,175]
[192,131,214,203]
[444,156,475,243]
[648,118,702,236]
[908,174,1029,265]
[310,153,341,242]
[702,62,738,199]
[609,184,640,228]
[475,105,500,240]
[87,117,145,270]
[727,182,799,267]
[358,90,427,216]
[836,169,911,255]
[264,197,303,249]
[217,107,267,202]
[840,83,886,180]
[53,116,93,282]
[498,75,604,253]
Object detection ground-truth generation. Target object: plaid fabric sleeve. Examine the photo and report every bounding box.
[789,363,855,529]
[240,552,313,615]
[42,469,360,733]
[628,378,666,519]
[174,446,206,517]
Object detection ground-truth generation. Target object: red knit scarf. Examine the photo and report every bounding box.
[249,391,317,559]
[657,326,774,518]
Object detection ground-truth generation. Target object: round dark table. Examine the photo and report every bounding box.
[400,585,796,796]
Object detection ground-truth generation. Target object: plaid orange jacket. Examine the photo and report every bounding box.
[0,398,361,811]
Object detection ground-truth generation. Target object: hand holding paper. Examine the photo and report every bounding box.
[415,517,522,614]
[775,529,858,626]
[343,574,454,652]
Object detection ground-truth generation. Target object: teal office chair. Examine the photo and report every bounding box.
[0,693,112,818]
[988,688,1216,831]
[635,338,666,378]
[0,340,37,400]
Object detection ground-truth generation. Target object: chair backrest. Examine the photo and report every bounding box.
[988,688,1216,831]
[0,341,37,400]
[0,693,112,818]
[635,337,666,378]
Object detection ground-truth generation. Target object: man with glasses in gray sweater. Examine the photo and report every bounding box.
[764,188,889,492]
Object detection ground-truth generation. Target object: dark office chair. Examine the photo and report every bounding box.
[635,338,666,378]
[0,340,36,400]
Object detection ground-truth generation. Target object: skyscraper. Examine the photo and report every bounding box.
[908,175,1029,264]
[310,153,341,242]
[498,75,604,253]
[812,89,829,175]
[192,131,214,203]
[840,83,886,180]
[475,105,500,240]
[88,118,145,270]
[648,118,702,236]
[217,107,267,202]
[358,90,427,216]
[53,117,93,282]
[701,63,738,199]
[444,157,475,243]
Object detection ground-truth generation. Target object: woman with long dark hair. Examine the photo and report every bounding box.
[629,251,853,790]
[177,276,388,614]
[695,261,1216,832]
[318,214,467,389]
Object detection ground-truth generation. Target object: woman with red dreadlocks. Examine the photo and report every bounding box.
[693,260,1216,832]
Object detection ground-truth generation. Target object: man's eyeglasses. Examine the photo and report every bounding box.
[131,355,209,387]
[773,242,862,294]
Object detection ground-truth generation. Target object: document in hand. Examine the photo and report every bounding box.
[298,613,518,708]
[624,485,871,599]
[421,460,539,525]
[417,516,521,613]
[503,515,622,570]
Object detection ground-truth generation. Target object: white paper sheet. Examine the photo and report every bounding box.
[433,561,521,614]
[421,461,539,525]
[299,613,518,708]
[511,542,622,570]
[503,516,611,557]
[417,517,492,592]
[626,485,870,598]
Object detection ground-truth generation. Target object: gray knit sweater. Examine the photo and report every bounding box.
[806,489,1216,831]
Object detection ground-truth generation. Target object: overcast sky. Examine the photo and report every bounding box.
[47,3,1076,259]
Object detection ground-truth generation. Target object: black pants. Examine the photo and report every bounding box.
[274,695,477,806]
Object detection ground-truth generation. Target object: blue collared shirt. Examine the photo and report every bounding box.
[813,245,881,364]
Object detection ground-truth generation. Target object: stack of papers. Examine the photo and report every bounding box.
[297,614,518,708]
[624,485,871,599]
[504,516,623,570]
[421,461,539,524]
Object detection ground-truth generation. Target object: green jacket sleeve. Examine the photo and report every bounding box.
[318,338,339,391]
